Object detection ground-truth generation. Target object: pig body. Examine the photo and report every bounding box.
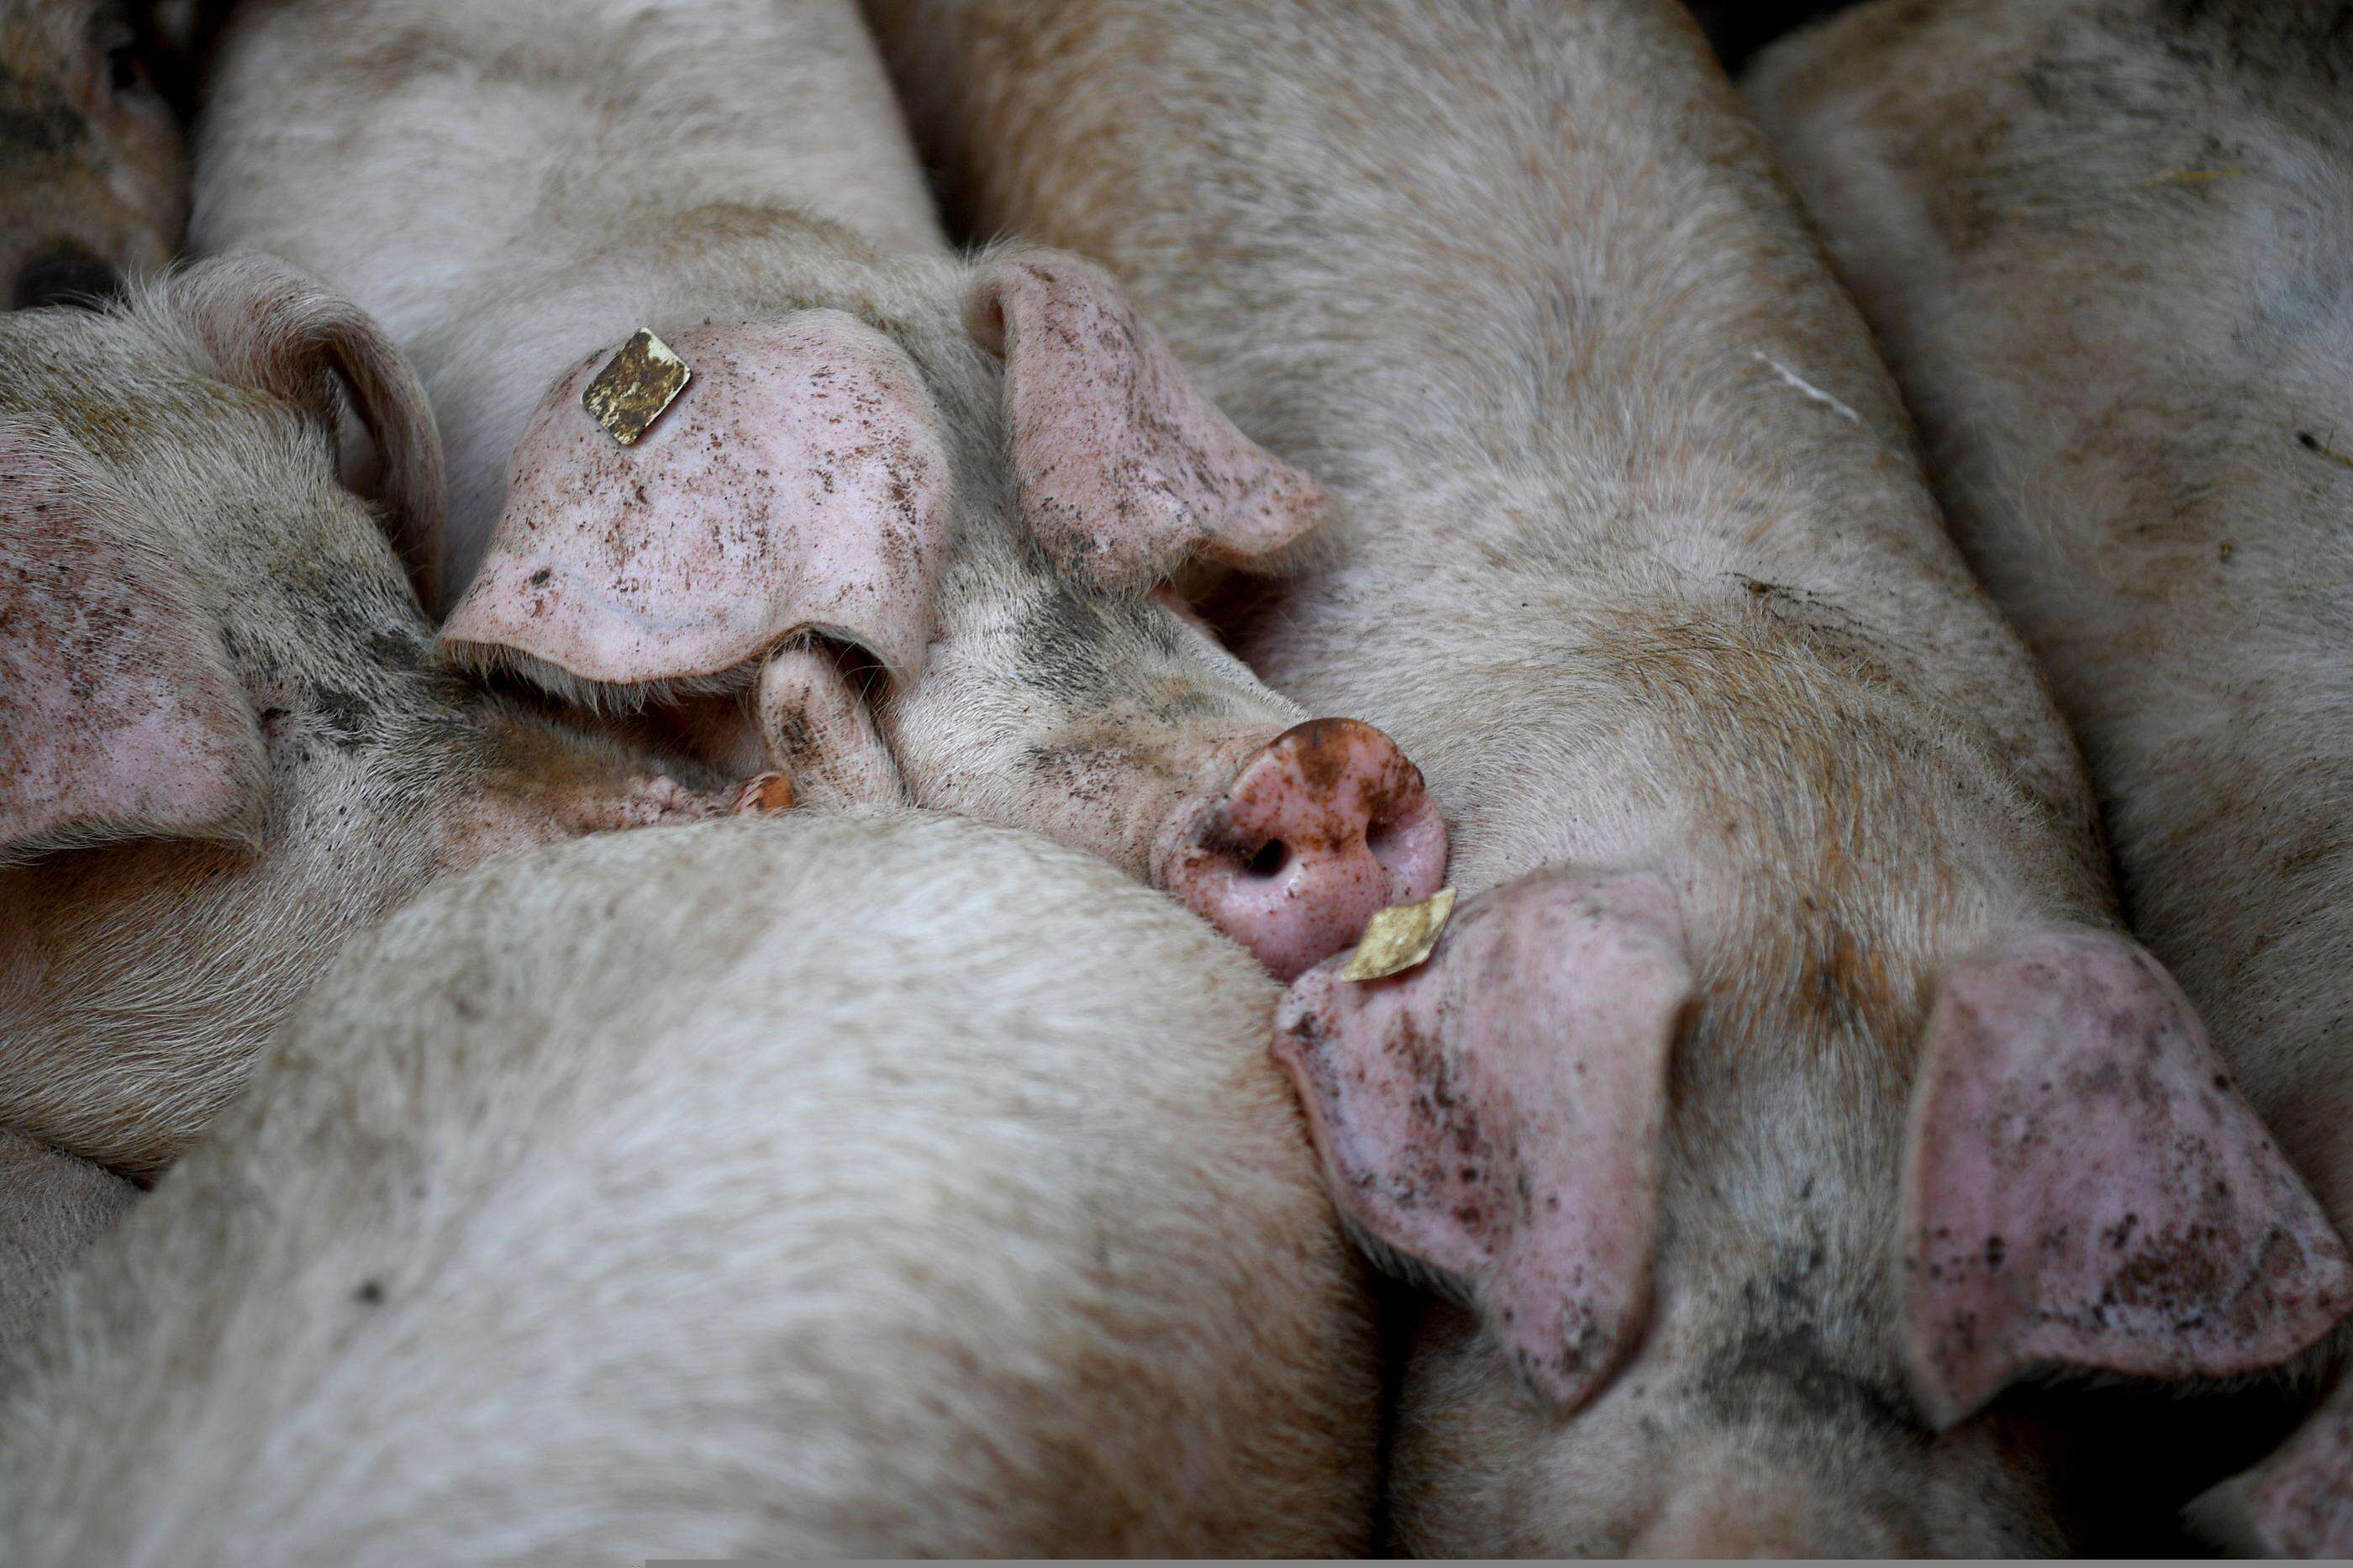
[866,0,2352,1550]
[0,812,1378,1561]
[0,0,184,306]
[0,264,775,1181]
[1744,0,2353,1550]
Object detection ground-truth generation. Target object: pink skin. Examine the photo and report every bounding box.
[754,645,905,810]
[1155,718,1446,982]
[1903,928,2353,1429]
[440,313,950,687]
[0,428,262,856]
[973,251,1328,589]
[1274,869,1690,1405]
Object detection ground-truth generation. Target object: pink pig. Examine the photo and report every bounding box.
[0,258,783,1185]
[192,0,1445,981]
[867,0,2353,1549]
[1747,0,2353,1548]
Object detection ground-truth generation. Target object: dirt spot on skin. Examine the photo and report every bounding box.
[1285,985,1518,1240]
[1698,1239,1929,1445]
[1281,717,1366,797]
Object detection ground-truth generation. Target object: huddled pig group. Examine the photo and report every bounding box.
[3,0,2350,1556]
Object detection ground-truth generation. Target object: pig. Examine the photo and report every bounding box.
[0,810,1380,1560]
[0,257,788,1186]
[190,0,1447,981]
[1743,0,2353,1550]
[0,1132,133,1366]
[862,0,2353,1550]
[0,0,185,308]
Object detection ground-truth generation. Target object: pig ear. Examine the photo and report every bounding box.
[753,642,909,808]
[970,250,1329,592]
[1902,928,2353,1429]
[1273,870,1689,1410]
[170,255,446,610]
[0,424,267,861]
[441,313,952,694]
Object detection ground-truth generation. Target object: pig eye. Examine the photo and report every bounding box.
[87,3,153,101]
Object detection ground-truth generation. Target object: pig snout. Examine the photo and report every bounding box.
[10,244,123,311]
[1154,718,1447,981]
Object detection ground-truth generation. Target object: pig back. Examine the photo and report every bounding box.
[0,811,1377,1562]
[1745,3,2353,1546]
[193,0,947,599]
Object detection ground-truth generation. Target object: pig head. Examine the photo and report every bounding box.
[0,1,184,308]
[1275,875,2350,1552]
[0,255,445,865]
[0,255,774,1177]
[441,250,1445,978]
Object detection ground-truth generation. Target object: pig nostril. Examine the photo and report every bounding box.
[1243,840,1290,879]
[1366,808,1414,864]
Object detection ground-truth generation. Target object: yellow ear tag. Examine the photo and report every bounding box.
[582,329,692,445]
[1340,887,1456,983]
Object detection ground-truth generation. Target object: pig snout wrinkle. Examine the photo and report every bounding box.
[1154,718,1448,981]
[9,245,120,311]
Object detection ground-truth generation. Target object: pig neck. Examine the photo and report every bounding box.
[447,696,750,864]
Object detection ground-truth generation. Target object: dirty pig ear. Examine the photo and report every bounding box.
[1902,928,2353,1429]
[0,425,267,862]
[970,250,1329,592]
[1273,871,1690,1410]
[441,312,951,695]
[754,642,908,809]
[170,254,447,610]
